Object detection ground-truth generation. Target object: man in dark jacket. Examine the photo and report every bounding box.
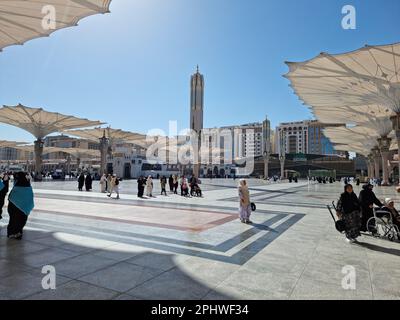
[359,183,383,231]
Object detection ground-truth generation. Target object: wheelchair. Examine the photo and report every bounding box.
[366,208,400,242]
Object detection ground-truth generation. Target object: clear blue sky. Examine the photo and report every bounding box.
[0,0,399,143]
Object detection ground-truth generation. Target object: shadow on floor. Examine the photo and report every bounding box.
[0,228,234,300]
[356,241,400,257]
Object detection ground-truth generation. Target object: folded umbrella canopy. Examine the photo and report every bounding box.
[0,0,111,51]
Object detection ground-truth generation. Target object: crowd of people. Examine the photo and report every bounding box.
[135,175,202,199]
[335,182,400,243]
[0,171,34,240]
[78,174,203,200]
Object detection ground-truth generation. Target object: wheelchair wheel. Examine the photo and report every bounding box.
[366,217,379,236]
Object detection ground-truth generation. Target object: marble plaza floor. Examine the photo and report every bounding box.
[0,178,400,300]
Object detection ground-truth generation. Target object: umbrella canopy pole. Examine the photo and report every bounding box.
[390,114,400,185]
[372,148,381,180]
[263,152,270,179]
[279,156,285,180]
[367,155,375,180]
[99,133,109,175]
[378,136,392,186]
[34,139,44,181]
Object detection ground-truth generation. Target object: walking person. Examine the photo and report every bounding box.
[146,176,153,197]
[238,179,252,224]
[106,174,112,193]
[359,183,383,231]
[173,175,178,194]
[181,176,189,197]
[137,176,145,198]
[100,174,107,193]
[168,175,174,192]
[7,172,34,240]
[85,173,93,191]
[107,175,120,199]
[0,172,10,219]
[336,184,362,243]
[160,176,167,196]
[78,173,85,191]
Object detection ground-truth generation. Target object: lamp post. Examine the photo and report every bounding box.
[390,113,400,185]
[377,136,392,186]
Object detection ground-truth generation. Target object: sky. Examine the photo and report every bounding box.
[0,0,399,143]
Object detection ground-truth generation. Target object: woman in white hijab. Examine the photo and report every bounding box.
[146,176,154,197]
[100,174,107,193]
[238,179,252,224]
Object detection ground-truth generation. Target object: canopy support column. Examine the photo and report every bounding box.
[372,147,381,180]
[378,136,392,186]
[390,113,400,185]
[99,131,109,175]
[279,155,285,180]
[66,155,71,175]
[367,155,375,180]
[263,152,270,179]
[34,139,44,181]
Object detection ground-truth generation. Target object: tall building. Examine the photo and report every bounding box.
[276,120,309,155]
[190,65,204,134]
[275,120,340,155]
[307,121,342,155]
[207,122,263,159]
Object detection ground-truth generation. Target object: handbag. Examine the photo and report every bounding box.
[327,203,345,233]
[251,202,256,212]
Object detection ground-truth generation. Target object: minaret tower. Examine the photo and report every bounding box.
[190,65,204,133]
[190,65,204,178]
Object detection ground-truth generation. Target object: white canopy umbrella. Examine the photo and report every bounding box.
[284,43,400,112]
[0,104,102,178]
[0,0,111,52]
[324,125,397,182]
[65,127,146,174]
[285,42,400,185]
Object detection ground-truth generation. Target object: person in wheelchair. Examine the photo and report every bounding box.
[192,184,202,197]
[381,198,400,229]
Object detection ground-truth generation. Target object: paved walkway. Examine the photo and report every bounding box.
[0,179,399,300]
